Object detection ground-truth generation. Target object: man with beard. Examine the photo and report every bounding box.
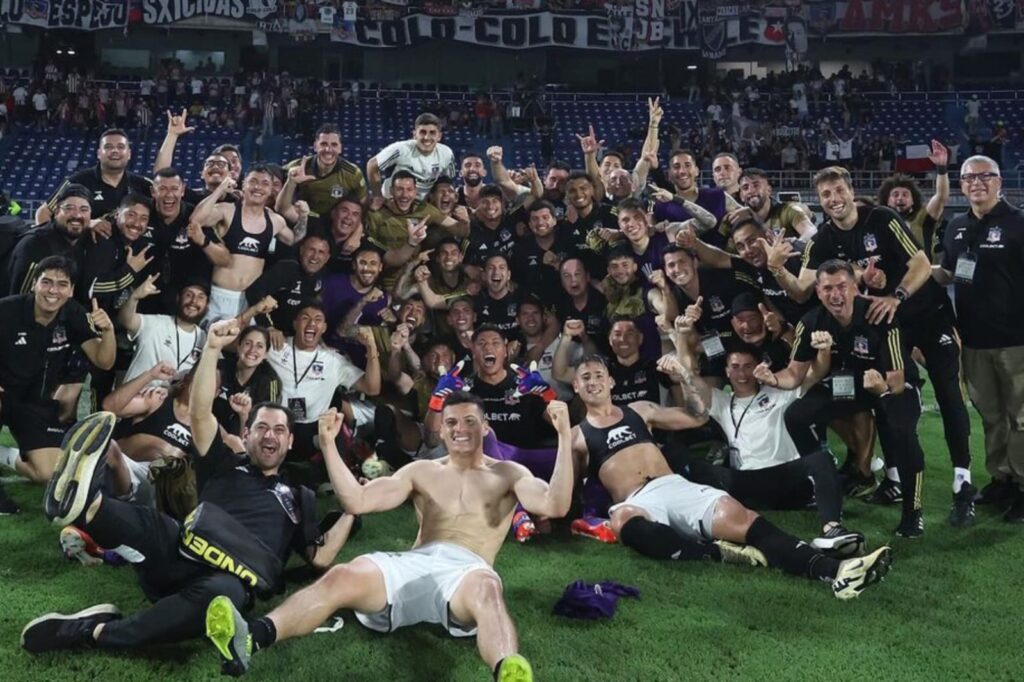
[119,275,209,385]
[456,153,488,209]
[39,128,151,227]
[277,124,368,224]
[151,110,237,205]
[150,167,230,315]
[562,172,617,271]
[770,166,974,525]
[192,167,294,323]
[366,170,467,289]
[539,160,572,219]
[877,140,949,261]
[402,237,473,321]
[676,216,816,328]
[20,320,355,655]
[9,184,92,296]
[653,150,737,249]
[325,195,366,274]
[763,259,929,537]
[473,254,523,337]
[212,144,243,184]
[567,355,892,599]
[720,168,817,241]
[513,201,580,300]
[321,242,392,354]
[368,113,456,202]
[427,175,470,227]
[266,302,381,457]
[509,296,563,395]
[246,234,330,340]
[201,392,571,681]
[711,152,743,202]
[0,255,115,486]
[599,98,662,207]
[464,183,520,271]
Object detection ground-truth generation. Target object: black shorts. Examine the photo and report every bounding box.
[1,398,66,453]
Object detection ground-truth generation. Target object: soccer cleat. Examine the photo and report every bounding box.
[832,546,892,600]
[949,483,978,528]
[570,516,618,544]
[843,470,879,499]
[59,526,104,566]
[895,510,925,538]
[811,525,866,558]
[511,509,537,543]
[206,595,252,677]
[496,653,534,682]
[45,412,116,527]
[0,481,20,515]
[714,540,768,567]
[865,478,902,506]
[975,478,1016,508]
[21,603,121,653]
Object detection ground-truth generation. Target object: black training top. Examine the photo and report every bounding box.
[580,404,654,481]
[222,206,274,259]
[465,215,519,267]
[7,222,79,296]
[941,200,1024,349]
[114,397,196,458]
[245,259,325,331]
[803,205,946,324]
[732,250,817,327]
[473,290,523,336]
[47,165,152,220]
[791,297,918,395]
[609,356,665,406]
[464,372,554,449]
[672,266,755,337]
[195,432,314,563]
[0,293,98,400]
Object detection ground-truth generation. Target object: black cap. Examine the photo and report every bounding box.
[730,291,762,317]
[607,242,635,262]
[179,276,211,296]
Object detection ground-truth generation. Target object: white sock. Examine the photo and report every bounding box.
[953,467,972,493]
[886,467,901,484]
[0,445,20,471]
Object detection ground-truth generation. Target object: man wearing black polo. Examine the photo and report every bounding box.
[20,318,355,655]
[38,128,151,228]
[8,184,93,296]
[934,155,1024,522]
[761,259,927,537]
[767,166,974,526]
[0,255,115,486]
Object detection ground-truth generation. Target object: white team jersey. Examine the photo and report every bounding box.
[124,314,206,385]
[267,340,364,424]
[709,386,801,471]
[374,139,455,199]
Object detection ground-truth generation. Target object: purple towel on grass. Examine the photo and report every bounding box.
[553,580,640,620]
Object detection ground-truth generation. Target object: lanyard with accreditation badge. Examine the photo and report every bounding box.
[955,218,993,284]
[289,345,320,420]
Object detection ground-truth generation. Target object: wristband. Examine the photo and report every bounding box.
[894,286,909,302]
[428,395,446,412]
[539,387,556,403]
[935,164,948,174]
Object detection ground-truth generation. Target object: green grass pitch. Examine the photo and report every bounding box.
[1,387,1023,681]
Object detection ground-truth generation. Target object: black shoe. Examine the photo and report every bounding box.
[949,482,978,528]
[1003,490,1024,524]
[843,470,879,499]
[21,604,122,654]
[865,478,903,505]
[0,482,20,515]
[44,412,116,527]
[811,524,866,558]
[975,478,1016,508]
[895,510,924,538]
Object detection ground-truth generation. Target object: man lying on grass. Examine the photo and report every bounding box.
[20,319,356,654]
[203,391,575,682]
[569,354,892,600]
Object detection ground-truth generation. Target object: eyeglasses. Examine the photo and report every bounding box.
[204,160,229,168]
[57,204,90,214]
[961,172,1000,185]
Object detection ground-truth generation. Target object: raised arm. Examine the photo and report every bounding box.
[118,272,160,336]
[350,326,382,396]
[675,222,733,269]
[631,394,708,432]
[190,319,241,456]
[318,408,415,514]
[486,145,521,199]
[191,178,236,231]
[153,109,194,173]
[102,361,176,416]
[925,140,949,221]
[79,299,116,371]
[513,401,575,518]
[576,125,607,198]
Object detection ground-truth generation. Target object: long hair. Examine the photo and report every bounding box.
[877,174,923,214]
[231,327,284,405]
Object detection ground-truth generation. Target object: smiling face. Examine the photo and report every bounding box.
[732,223,766,268]
[476,194,503,223]
[886,187,915,216]
[566,177,595,211]
[353,250,383,288]
[816,178,856,225]
[202,154,230,187]
[483,256,511,295]
[414,123,441,154]
[330,200,364,243]
[54,197,91,239]
[243,406,293,471]
[293,307,327,350]
[152,175,184,219]
[606,168,632,197]
[314,132,342,169]
[528,207,556,238]
[725,352,759,394]
[298,236,330,275]
[960,159,1002,210]
[440,401,487,458]
[669,152,698,192]
[237,329,269,369]
[472,330,507,380]
[739,175,771,212]
[33,268,74,316]
[117,202,151,243]
[429,182,457,213]
[177,286,209,324]
[815,269,856,320]
[606,256,637,286]
[221,150,242,181]
[447,300,476,333]
[599,154,623,182]
[461,156,486,186]
[397,298,427,329]
[663,249,695,287]
[243,170,273,206]
[436,242,463,272]
[517,302,544,337]
[617,208,648,243]
[391,177,418,213]
[609,320,642,359]
[573,360,614,407]
[731,310,766,344]
[97,133,130,173]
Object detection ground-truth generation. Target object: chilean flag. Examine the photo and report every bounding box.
[894,144,934,173]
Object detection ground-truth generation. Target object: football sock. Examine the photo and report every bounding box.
[619,517,721,561]
[250,617,277,651]
[953,467,972,494]
[744,516,839,581]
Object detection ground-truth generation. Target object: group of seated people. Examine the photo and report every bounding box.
[2,98,1018,681]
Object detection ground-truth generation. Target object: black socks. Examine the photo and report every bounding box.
[250,617,277,651]
[619,517,722,562]
[744,516,839,581]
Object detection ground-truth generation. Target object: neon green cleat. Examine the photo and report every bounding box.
[497,653,534,682]
[205,595,252,677]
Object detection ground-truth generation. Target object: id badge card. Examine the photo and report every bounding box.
[954,253,977,284]
[701,333,726,359]
[831,373,856,401]
[288,397,308,421]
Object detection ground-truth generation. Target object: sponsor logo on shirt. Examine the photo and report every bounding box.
[607,425,637,449]
[164,423,193,448]
[238,236,262,254]
[14,332,27,346]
